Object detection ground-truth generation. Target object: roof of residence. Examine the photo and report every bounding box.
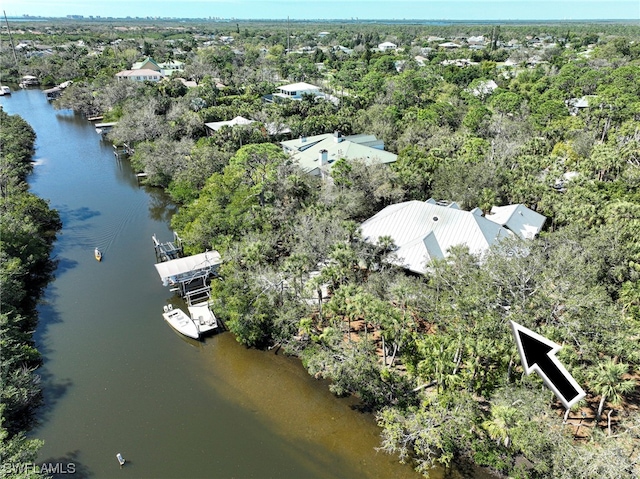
[360,199,545,274]
[277,82,321,93]
[439,41,462,48]
[204,116,254,131]
[281,132,397,175]
[205,116,291,136]
[132,57,161,71]
[470,79,499,96]
[484,204,546,239]
[116,69,164,78]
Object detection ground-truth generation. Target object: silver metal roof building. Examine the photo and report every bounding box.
[360,199,545,274]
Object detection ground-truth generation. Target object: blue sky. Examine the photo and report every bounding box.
[3,0,639,20]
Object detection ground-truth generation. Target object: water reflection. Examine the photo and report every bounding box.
[146,187,179,223]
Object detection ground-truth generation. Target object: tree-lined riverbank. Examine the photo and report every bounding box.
[0,109,61,477]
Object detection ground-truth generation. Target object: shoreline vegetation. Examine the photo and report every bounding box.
[2,18,640,478]
[0,110,61,478]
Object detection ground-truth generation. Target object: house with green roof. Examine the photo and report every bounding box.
[280,131,397,178]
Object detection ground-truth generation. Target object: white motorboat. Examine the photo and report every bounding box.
[0,86,11,96]
[162,304,199,339]
[188,302,218,334]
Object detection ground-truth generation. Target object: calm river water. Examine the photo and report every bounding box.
[1,90,480,479]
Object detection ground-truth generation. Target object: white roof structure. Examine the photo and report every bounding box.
[204,116,290,136]
[205,116,254,132]
[485,204,546,239]
[154,251,222,286]
[360,199,545,274]
[378,41,398,50]
[470,79,499,97]
[277,82,320,93]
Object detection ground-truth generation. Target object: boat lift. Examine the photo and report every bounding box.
[152,232,183,262]
[154,250,222,305]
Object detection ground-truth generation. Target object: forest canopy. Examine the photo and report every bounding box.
[2,18,640,478]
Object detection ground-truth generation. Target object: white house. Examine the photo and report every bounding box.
[378,41,398,51]
[116,57,186,82]
[115,69,163,82]
[274,82,321,100]
[439,41,462,49]
[360,199,546,274]
[266,82,339,105]
[280,131,397,178]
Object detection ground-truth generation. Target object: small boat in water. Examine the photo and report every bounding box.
[116,453,125,467]
[0,86,11,96]
[163,304,199,339]
[94,248,102,261]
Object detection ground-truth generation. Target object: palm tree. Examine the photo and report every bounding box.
[588,358,636,424]
[482,404,519,448]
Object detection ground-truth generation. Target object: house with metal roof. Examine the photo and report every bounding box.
[484,204,547,240]
[280,131,397,178]
[360,199,545,274]
[205,116,255,133]
[116,57,185,82]
[378,41,398,51]
[264,82,339,105]
[131,57,185,76]
[204,116,291,137]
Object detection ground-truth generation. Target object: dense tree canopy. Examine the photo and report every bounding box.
[3,19,640,478]
[0,111,61,475]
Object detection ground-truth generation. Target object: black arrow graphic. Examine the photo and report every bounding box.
[510,321,586,409]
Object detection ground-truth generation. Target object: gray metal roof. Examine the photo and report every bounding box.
[154,251,222,285]
[485,204,546,239]
[360,200,543,274]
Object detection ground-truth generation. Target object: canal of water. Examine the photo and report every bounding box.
[1,89,481,479]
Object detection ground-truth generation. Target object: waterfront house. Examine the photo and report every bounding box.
[281,131,397,178]
[116,69,163,82]
[360,199,545,274]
